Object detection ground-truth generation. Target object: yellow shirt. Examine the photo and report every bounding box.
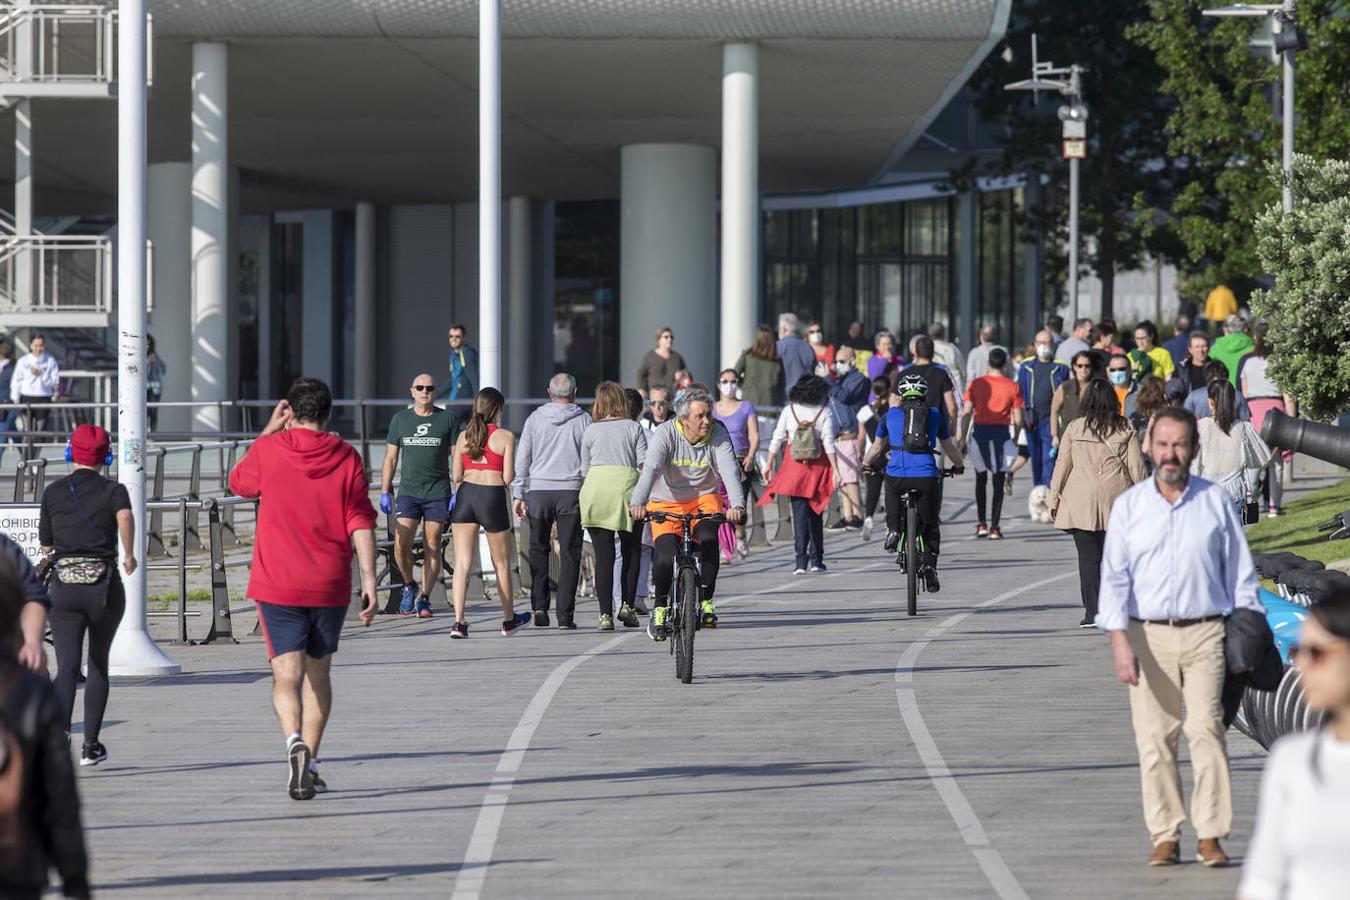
[1145,346,1175,381]
[1205,285,1238,323]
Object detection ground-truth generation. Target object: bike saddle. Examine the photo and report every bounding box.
[1281,568,1350,601]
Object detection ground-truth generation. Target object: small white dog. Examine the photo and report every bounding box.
[1027,484,1054,524]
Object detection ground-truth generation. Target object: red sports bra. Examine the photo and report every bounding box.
[462,424,505,472]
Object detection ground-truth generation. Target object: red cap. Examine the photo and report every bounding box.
[70,424,111,466]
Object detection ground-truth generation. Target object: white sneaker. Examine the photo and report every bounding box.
[792,567,807,575]
[1267,508,1279,519]
[861,516,874,541]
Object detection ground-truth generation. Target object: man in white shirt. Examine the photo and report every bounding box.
[1098,406,1263,870]
[10,334,60,436]
[964,325,1005,381]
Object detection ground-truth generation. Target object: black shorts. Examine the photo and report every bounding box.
[396,494,450,524]
[256,601,345,660]
[450,481,512,534]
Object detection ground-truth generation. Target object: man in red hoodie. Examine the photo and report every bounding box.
[229,377,378,800]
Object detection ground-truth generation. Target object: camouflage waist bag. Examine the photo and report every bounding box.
[55,556,108,585]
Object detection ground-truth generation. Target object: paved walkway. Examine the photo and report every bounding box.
[74,474,1264,898]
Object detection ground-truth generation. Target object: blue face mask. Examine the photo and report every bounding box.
[1109,370,1129,387]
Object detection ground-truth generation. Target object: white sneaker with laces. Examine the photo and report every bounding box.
[861,516,874,541]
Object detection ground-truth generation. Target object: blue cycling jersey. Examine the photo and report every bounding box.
[874,405,948,478]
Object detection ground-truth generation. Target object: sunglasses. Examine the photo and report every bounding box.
[1074,363,1092,370]
[651,401,670,407]
[412,385,436,392]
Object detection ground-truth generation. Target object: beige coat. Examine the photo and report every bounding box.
[1047,418,1148,531]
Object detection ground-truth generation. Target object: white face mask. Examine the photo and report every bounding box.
[834,361,852,375]
[718,382,737,397]
[1109,370,1129,386]
[808,332,823,344]
[1036,344,1053,360]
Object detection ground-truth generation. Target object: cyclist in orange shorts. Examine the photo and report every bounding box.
[628,386,746,639]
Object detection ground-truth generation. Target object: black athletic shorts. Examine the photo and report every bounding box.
[256,601,345,660]
[450,481,512,534]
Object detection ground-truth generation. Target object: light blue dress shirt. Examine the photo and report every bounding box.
[1097,474,1263,631]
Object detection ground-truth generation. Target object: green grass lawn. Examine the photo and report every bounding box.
[1247,476,1350,567]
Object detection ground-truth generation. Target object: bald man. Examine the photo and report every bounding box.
[380,373,461,618]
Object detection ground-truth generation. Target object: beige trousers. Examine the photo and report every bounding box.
[1126,618,1231,845]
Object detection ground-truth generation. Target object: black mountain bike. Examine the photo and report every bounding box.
[893,467,961,617]
[646,510,725,684]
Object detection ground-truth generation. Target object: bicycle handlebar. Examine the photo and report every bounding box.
[645,511,728,526]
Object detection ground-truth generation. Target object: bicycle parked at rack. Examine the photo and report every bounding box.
[646,510,726,684]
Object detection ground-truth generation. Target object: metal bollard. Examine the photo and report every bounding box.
[746,482,770,547]
[147,450,168,556]
[220,443,239,546]
[11,458,26,502]
[357,402,371,481]
[174,497,191,644]
[201,499,238,645]
[185,445,204,549]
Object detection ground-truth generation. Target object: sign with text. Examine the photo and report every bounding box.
[1062,139,1086,160]
[0,505,44,564]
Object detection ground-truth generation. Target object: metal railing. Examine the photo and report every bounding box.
[0,233,109,314]
[0,4,152,86]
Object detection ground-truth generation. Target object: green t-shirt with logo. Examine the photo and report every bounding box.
[386,407,459,499]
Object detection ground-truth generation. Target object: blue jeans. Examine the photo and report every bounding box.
[1026,419,1055,487]
[0,408,17,462]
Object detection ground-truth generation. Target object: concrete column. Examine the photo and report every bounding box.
[111,0,179,676]
[506,197,533,402]
[720,43,759,372]
[14,3,33,305]
[147,162,191,434]
[355,202,377,401]
[301,210,334,384]
[957,189,977,351]
[620,144,718,387]
[190,42,228,432]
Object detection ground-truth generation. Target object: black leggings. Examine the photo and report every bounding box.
[50,574,126,744]
[1068,529,1106,621]
[863,468,885,519]
[587,523,642,616]
[651,522,721,607]
[975,471,1006,529]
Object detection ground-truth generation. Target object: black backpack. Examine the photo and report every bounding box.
[899,399,932,454]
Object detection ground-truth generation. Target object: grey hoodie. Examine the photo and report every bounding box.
[511,401,589,497]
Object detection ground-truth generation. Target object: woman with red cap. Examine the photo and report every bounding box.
[39,423,135,767]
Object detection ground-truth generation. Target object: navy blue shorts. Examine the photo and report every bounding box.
[396,494,450,524]
[256,601,345,660]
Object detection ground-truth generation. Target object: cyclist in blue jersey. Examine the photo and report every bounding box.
[861,373,964,592]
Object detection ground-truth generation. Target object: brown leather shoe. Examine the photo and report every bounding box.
[1147,841,1180,866]
[1196,838,1229,867]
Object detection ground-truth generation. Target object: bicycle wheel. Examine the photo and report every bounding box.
[674,563,699,684]
[905,502,918,617]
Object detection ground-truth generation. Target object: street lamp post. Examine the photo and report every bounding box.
[1005,36,1089,324]
[1202,2,1306,213]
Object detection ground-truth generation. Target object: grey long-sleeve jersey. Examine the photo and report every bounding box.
[629,419,746,509]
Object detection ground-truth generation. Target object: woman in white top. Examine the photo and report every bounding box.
[1192,379,1270,519]
[760,374,839,574]
[1239,594,1350,900]
[1239,324,1295,517]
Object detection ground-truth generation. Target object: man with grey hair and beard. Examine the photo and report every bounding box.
[512,373,590,629]
[1097,407,1263,869]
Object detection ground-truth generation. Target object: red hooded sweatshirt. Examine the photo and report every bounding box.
[229,428,377,608]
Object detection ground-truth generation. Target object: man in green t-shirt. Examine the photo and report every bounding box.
[379,374,459,618]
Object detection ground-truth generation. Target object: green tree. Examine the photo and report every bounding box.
[1249,156,1350,420]
[963,0,1186,320]
[1130,0,1350,305]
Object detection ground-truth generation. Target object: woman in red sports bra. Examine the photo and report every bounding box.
[449,388,529,639]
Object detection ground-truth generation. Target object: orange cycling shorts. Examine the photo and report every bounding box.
[647,494,724,541]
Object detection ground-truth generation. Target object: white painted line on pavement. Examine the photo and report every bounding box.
[452,549,890,898]
[894,570,1075,900]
